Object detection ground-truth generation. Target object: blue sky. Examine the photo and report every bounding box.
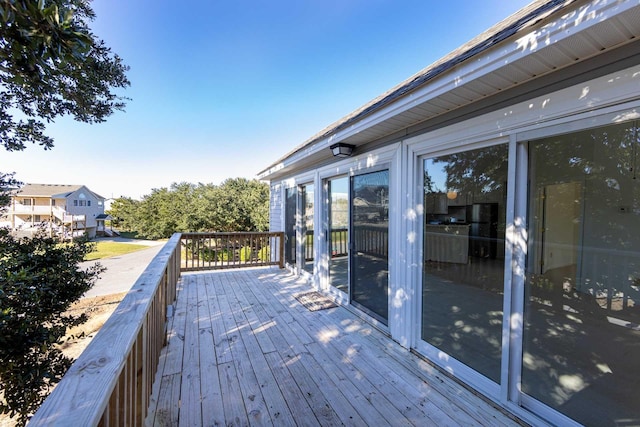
[1,0,533,200]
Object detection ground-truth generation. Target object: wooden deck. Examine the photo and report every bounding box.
[145,267,522,426]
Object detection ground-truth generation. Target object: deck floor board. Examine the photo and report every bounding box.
[146,267,523,426]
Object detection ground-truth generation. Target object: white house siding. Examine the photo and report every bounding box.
[65,187,105,229]
[268,183,282,233]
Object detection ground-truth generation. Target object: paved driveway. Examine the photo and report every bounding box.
[81,239,165,298]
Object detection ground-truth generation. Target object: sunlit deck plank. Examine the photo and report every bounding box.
[225,274,297,426]
[147,267,523,427]
[256,272,468,426]
[180,276,203,427]
[214,278,267,425]
[196,275,225,427]
[237,276,344,426]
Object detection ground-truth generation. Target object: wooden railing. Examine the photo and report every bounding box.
[303,228,349,260]
[181,231,284,271]
[354,224,388,258]
[29,233,182,426]
[329,227,348,257]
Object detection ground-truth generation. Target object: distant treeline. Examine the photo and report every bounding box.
[107,178,269,239]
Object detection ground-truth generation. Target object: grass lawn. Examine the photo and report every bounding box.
[85,241,150,260]
[117,231,139,239]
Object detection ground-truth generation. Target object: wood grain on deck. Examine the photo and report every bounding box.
[146,268,521,427]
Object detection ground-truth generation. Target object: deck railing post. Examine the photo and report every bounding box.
[278,231,285,269]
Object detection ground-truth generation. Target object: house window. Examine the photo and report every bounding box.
[23,199,31,205]
[88,200,91,207]
[52,200,56,206]
[74,200,78,206]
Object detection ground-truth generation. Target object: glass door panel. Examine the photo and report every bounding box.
[421,144,508,383]
[301,184,314,274]
[328,177,349,292]
[351,170,389,323]
[284,187,297,266]
[522,122,640,426]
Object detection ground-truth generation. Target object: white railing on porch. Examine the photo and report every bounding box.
[9,204,52,214]
[52,206,85,223]
[8,205,86,223]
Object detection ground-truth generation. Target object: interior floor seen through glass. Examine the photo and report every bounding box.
[421,144,508,384]
[522,120,640,426]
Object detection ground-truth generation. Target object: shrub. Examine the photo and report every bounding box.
[0,230,103,424]
[200,247,216,262]
[239,246,252,262]
[217,249,231,262]
[258,246,270,262]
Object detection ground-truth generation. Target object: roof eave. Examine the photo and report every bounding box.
[261,0,640,181]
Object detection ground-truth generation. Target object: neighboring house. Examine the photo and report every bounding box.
[259,1,640,426]
[2,183,109,238]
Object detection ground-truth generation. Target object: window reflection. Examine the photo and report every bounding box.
[284,187,297,265]
[523,121,640,426]
[422,144,508,383]
[328,177,349,292]
[352,170,389,323]
[302,184,314,274]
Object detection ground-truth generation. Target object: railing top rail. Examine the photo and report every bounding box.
[29,233,182,426]
[181,231,284,237]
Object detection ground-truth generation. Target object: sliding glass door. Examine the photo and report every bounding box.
[421,144,508,385]
[301,184,314,274]
[284,187,297,266]
[351,170,389,324]
[522,121,640,425]
[328,177,349,292]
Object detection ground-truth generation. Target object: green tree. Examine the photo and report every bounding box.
[0,0,130,152]
[208,178,269,232]
[121,179,270,239]
[0,172,20,208]
[134,185,190,239]
[106,196,140,232]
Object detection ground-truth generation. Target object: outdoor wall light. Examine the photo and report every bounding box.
[447,191,458,200]
[330,143,355,158]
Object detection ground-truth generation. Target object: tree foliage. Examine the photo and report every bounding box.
[0,0,130,152]
[0,0,127,422]
[0,230,103,424]
[0,172,20,209]
[108,178,270,239]
[106,196,139,231]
